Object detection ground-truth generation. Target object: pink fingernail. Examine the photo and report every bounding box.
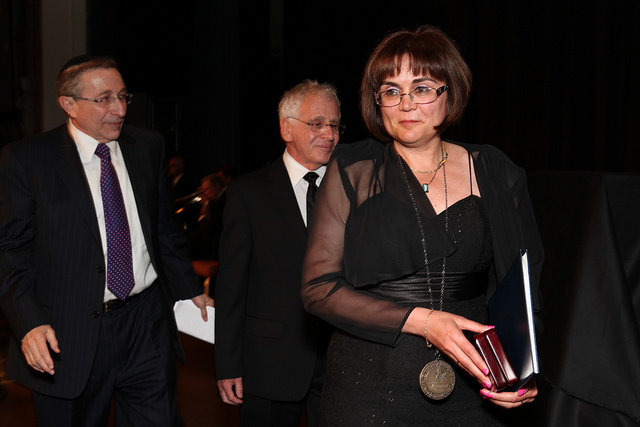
[518,389,527,397]
[480,389,493,398]
[484,381,491,388]
[482,369,489,375]
[488,325,496,329]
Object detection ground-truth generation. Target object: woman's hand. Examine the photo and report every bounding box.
[403,307,493,388]
[480,379,538,408]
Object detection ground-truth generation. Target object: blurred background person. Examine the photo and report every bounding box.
[188,173,226,296]
[170,155,201,232]
[215,164,236,199]
[168,155,197,204]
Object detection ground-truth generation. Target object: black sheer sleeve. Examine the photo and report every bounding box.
[301,140,544,348]
[301,145,413,347]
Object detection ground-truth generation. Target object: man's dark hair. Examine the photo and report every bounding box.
[56,55,120,97]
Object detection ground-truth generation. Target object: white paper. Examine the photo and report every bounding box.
[173,300,215,344]
[520,251,539,373]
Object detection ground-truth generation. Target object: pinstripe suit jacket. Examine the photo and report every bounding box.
[0,124,201,398]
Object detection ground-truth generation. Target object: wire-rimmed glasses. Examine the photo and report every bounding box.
[287,117,345,135]
[375,84,448,107]
[71,93,134,106]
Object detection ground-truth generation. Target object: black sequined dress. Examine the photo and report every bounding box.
[320,196,506,426]
[301,140,544,426]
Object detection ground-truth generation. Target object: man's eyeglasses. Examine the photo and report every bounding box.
[375,84,448,107]
[288,117,345,135]
[70,93,134,106]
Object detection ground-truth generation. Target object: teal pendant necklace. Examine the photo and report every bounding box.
[421,170,439,193]
[411,144,448,193]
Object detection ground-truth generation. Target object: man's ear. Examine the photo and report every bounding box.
[280,118,293,142]
[57,96,77,118]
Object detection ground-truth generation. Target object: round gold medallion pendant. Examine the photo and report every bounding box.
[419,359,455,400]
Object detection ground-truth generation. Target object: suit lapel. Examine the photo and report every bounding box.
[52,126,102,246]
[266,158,308,244]
[117,130,154,253]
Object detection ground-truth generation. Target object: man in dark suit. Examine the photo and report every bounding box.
[215,80,341,426]
[0,55,213,426]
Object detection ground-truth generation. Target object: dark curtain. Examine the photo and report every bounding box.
[77,0,640,177]
[525,172,640,426]
[282,1,640,175]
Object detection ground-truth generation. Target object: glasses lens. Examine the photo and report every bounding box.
[376,86,442,107]
[376,90,401,107]
[411,87,437,104]
[307,121,324,132]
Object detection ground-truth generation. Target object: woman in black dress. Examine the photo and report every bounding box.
[301,26,543,426]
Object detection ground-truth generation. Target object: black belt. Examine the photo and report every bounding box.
[103,284,154,312]
[370,270,488,305]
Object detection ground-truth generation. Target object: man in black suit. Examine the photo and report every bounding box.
[215,80,341,426]
[0,55,213,426]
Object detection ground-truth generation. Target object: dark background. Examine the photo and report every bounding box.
[2,0,639,179]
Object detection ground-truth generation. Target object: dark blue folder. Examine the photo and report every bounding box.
[488,250,540,390]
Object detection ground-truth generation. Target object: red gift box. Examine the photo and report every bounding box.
[474,328,518,391]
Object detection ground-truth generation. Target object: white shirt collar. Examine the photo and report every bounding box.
[67,120,119,163]
[282,148,327,187]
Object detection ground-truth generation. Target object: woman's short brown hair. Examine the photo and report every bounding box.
[360,26,472,141]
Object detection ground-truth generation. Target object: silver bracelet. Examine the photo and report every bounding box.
[424,310,434,348]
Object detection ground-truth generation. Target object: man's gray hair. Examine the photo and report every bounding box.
[278,79,340,120]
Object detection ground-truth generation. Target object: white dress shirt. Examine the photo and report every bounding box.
[282,149,327,227]
[68,121,158,302]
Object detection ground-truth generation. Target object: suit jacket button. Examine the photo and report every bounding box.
[92,311,100,318]
[97,266,105,274]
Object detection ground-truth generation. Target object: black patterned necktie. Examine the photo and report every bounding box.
[95,143,135,300]
[303,172,319,228]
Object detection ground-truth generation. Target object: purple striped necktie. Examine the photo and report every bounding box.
[95,143,135,300]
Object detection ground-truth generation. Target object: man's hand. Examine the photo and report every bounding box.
[217,377,243,405]
[191,293,214,321]
[21,325,60,375]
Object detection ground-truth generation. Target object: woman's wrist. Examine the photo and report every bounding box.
[423,309,434,348]
[402,306,431,336]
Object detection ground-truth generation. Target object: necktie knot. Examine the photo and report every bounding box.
[95,143,111,161]
[303,171,319,188]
